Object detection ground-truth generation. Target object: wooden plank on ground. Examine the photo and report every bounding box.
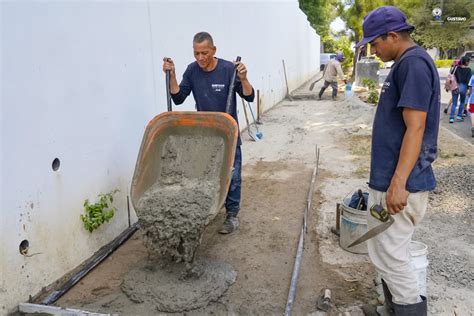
[19,303,113,316]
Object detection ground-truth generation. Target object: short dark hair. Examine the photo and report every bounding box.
[380,30,411,40]
[193,32,214,46]
[461,56,470,66]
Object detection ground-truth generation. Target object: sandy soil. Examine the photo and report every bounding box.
[52,77,473,315]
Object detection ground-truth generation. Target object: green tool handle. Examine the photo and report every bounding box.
[370,204,390,222]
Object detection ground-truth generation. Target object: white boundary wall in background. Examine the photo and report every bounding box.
[0,0,319,313]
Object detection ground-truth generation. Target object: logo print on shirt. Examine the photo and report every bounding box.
[212,84,225,92]
[381,81,390,93]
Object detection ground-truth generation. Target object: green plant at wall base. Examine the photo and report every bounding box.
[361,78,379,104]
[367,90,379,104]
[80,189,119,232]
[361,78,377,90]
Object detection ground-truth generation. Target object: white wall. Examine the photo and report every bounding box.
[0,0,319,313]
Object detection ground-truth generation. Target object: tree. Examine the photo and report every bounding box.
[338,0,386,80]
[411,0,474,58]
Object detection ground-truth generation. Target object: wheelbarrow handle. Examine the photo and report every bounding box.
[225,56,241,114]
[165,70,172,112]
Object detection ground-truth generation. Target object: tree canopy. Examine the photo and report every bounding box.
[300,0,473,56]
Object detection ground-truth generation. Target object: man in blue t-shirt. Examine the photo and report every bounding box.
[162,32,255,234]
[356,6,440,315]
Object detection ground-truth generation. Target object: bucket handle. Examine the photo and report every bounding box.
[342,185,369,203]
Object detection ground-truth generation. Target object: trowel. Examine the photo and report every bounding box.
[347,204,394,248]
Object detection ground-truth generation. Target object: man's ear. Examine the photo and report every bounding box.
[387,32,399,42]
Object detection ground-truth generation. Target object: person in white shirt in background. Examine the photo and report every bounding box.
[318,53,347,100]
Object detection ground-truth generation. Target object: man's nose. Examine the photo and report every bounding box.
[370,47,376,55]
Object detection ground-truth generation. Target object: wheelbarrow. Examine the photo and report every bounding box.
[130,58,241,264]
[130,111,238,214]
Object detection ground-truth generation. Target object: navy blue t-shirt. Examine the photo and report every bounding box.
[369,46,440,193]
[171,58,255,146]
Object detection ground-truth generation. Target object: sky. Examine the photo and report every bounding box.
[330,17,346,33]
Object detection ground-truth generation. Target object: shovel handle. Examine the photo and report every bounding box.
[225,56,241,114]
[165,70,172,112]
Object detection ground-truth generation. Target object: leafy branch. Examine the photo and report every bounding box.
[80,189,119,232]
[361,77,379,104]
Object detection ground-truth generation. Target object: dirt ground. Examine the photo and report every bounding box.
[53,77,473,315]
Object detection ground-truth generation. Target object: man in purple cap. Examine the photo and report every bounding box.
[356,6,440,316]
[318,52,346,100]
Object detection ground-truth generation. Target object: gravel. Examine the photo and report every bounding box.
[414,163,474,290]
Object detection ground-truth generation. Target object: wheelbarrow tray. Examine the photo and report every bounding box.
[130,111,238,215]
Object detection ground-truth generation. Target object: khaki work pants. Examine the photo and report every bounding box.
[367,188,428,305]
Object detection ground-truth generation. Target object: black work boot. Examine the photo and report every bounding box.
[380,279,395,315]
[392,296,427,316]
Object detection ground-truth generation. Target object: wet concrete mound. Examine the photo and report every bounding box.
[127,130,238,311]
[135,134,224,263]
[121,259,236,312]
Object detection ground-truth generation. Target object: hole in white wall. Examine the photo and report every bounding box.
[19,240,29,255]
[52,158,60,171]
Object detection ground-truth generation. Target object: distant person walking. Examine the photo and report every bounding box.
[443,59,460,114]
[468,74,474,137]
[318,53,346,100]
[449,56,471,123]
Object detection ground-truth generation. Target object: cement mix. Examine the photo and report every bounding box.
[135,134,225,264]
[130,134,236,311]
[121,259,236,312]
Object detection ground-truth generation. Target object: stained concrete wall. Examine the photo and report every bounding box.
[0,0,319,313]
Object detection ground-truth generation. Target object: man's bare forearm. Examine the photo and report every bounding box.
[169,75,180,94]
[386,108,427,213]
[241,78,253,96]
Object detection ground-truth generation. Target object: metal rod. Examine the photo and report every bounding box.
[336,203,341,231]
[256,89,261,123]
[304,145,319,233]
[284,226,304,316]
[285,145,320,315]
[41,223,139,305]
[282,59,293,100]
[127,195,131,227]
[225,56,241,114]
[165,70,172,112]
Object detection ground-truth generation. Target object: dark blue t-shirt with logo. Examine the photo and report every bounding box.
[369,46,440,193]
[171,58,255,146]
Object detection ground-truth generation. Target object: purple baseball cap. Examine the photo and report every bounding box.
[355,6,414,48]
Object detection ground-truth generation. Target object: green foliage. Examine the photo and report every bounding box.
[367,89,379,104]
[411,0,474,58]
[332,36,355,74]
[361,77,379,104]
[361,77,377,90]
[434,59,455,68]
[337,0,474,52]
[80,189,119,232]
